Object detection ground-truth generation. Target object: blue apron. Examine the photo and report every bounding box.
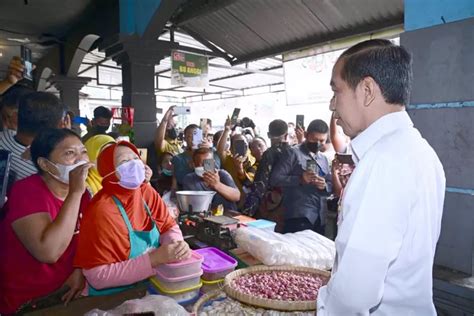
[88,196,160,296]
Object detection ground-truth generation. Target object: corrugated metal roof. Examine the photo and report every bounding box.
[175,0,403,64]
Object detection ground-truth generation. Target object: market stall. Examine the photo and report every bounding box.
[25,191,335,315]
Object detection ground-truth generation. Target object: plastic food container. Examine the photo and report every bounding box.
[247,219,276,231]
[195,247,238,281]
[148,277,201,304]
[152,269,203,292]
[156,251,203,278]
[200,278,224,294]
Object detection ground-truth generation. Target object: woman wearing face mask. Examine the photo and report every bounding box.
[74,141,190,296]
[0,128,93,314]
[85,135,152,197]
[153,151,174,196]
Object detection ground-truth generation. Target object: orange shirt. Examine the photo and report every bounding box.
[74,142,176,270]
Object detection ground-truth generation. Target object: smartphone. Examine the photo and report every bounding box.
[200,118,208,134]
[296,115,305,129]
[0,151,12,209]
[336,153,354,165]
[192,129,203,149]
[230,108,241,125]
[21,45,33,81]
[203,159,215,172]
[234,139,247,157]
[306,159,317,173]
[174,106,191,115]
[72,116,89,125]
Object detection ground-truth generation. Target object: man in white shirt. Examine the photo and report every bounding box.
[317,39,445,315]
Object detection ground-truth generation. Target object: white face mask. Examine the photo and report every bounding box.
[195,166,205,178]
[48,160,88,184]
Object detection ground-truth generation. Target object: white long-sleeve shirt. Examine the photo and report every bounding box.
[317,111,445,316]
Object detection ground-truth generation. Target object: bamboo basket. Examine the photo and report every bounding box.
[223,265,330,311]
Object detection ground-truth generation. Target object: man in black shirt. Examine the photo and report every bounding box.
[242,120,290,231]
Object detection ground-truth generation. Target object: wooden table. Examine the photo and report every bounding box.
[25,285,148,316]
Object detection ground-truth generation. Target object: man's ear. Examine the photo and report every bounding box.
[361,76,377,107]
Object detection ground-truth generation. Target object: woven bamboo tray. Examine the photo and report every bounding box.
[223,265,330,311]
[192,290,223,314]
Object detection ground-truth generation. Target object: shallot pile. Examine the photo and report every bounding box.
[231,271,325,301]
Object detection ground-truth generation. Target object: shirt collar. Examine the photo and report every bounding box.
[350,111,413,165]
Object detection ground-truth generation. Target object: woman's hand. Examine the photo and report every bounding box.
[149,241,191,267]
[61,269,85,305]
[144,164,153,183]
[69,163,94,194]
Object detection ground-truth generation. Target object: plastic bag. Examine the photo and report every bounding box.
[233,227,335,270]
[84,294,188,316]
[162,191,179,219]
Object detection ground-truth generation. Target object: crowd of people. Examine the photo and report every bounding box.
[0,38,445,316]
[151,104,353,233]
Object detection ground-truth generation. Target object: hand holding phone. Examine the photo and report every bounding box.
[203,159,216,173]
[230,108,241,126]
[192,129,203,149]
[174,106,191,115]
[21,46,33,81]
[296,115,305,130]
[336,153,354,165]
[200,118,209,136]
[306,159,317,173]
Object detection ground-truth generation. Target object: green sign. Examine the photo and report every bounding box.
[171,50,209,88]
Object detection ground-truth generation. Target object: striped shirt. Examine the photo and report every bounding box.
[0,131,37,182]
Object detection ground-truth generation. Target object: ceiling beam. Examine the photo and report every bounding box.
[159,64,282,92]
[230,17,404,65]
[178,25,234,64]
[172,0,237,25]
[208,63,283,77]
[143,0,186,40]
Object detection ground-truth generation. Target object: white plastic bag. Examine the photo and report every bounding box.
[162,191,179,219]
[84,294,188,316]
[233,227,335,270]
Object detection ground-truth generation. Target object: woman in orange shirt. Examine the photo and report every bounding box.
[74,141,190,295]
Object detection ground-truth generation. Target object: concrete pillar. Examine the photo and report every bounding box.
[53,75,91,116]
[104,36,177,148]
[401,1,474,314]
[119,53,157,148]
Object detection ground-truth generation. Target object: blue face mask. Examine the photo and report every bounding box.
[162,169,173,177]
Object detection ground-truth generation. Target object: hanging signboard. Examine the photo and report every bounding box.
[171,50,209,88]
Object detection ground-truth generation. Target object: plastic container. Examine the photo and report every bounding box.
[149,277,201,304]
[200,278,224,294]
[233,215,256,225]
[156,251,203,278]
[195,247,238,281]
[247,219,276,231]
[152,269,203,292]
